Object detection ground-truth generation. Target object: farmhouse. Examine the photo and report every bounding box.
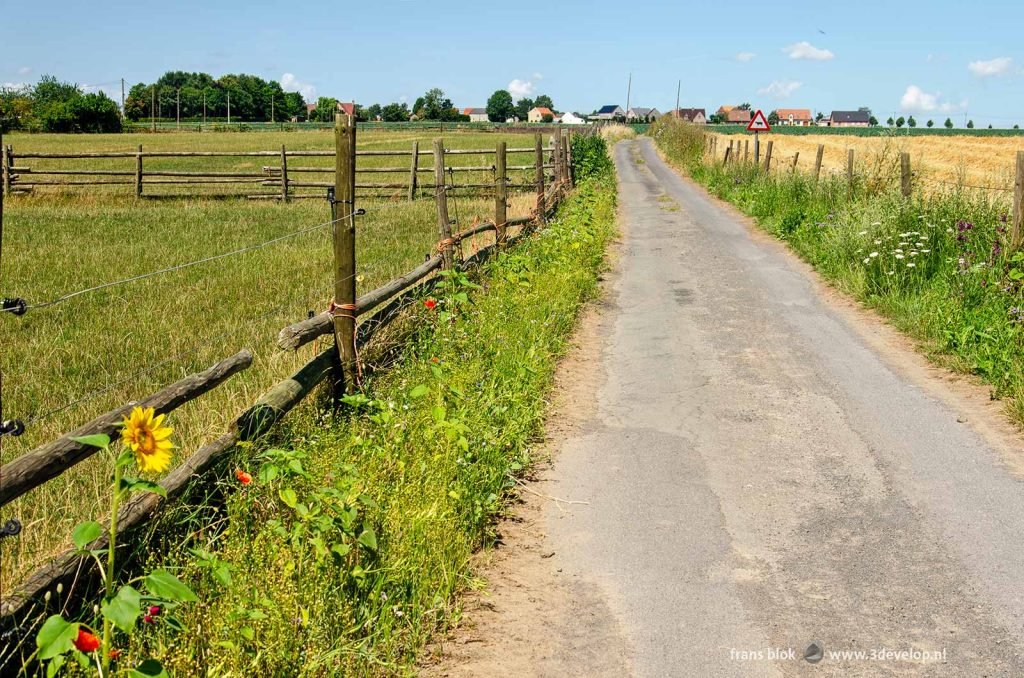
[335,101,357,117]
[626,107,661,122]
[528,106,556,123]
[829,110,871,127]
[558,111,587,125]
[462,107,489,123]
[671,108,707,124]
[717,106,752,124]
[774,108,813,126]
[592,104,625,121]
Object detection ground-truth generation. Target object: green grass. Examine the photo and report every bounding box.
[652,118,1024,428]
[100,169,615,675]
[0,129,541,589]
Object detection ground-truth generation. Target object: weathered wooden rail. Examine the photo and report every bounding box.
[0,121,580,649]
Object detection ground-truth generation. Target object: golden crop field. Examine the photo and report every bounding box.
[710,132,1024,192]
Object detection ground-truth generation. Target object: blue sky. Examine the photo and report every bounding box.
[3,0,1023,127]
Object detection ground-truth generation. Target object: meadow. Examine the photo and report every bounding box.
[0,129,539,590]
[657,119,1024,430]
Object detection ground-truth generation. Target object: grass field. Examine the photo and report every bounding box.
[0,129,540,589]
[708,130,1024,194]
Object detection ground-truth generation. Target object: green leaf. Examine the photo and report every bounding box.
[409,384,429,399]
[240,626,255,642]
[357,529,378,551]
[36,616,78,660]
[279,488,298,508]
[102,586,142,633]
[129,659,169,678]
[72,521,103,550]
[45,654,65,678]
[120,477,167,497]
[163,615,186,632]
[331,542,352,558]
[70,434,110,449]
[144,569,198,603]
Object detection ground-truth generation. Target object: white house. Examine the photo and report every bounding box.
[559,111,587,125]
[463,107,489,123]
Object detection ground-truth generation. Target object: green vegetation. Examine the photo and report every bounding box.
[124,72,307,123]
[0,129,541,591]
[652,117,1024,427]
[1,76,122,133]
[115,153,615,674]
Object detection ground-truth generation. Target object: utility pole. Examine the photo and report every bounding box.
[675,79,681,118]
[176,88,180,130]
[271,94,274,123]
[625,72,632,118]
[151,86,156,132]
[120,78,125,120]
[203,90,207,124]
[227,92,231,124]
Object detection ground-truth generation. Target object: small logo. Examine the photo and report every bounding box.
[804,642,824,664]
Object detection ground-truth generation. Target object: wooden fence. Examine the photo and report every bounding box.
[0,119,584,658]
[0,140,556,201]
[706,134,1024,249]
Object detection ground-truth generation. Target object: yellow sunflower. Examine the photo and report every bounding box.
[121,406,174,473]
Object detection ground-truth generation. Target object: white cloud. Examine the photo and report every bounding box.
[508,78,535,99]
[17,66,31,76]
[968,56,1012,77]
[783,41,834,61]
[735,52,756,62]
[898,85,967,113]
[533,72,544,80]
[280,73,317,100]
[758,79,803,100]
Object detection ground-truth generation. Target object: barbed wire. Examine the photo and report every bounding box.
[918,175,1014,193]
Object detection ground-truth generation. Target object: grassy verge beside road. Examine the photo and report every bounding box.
[653,117,1024,427]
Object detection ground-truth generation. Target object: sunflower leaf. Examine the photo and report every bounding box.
[102,586,142,633]
[70,434,110,449]
[36,616,77,660]
[144,569,197,603]
[120,477,167,497]
[72,521,103,550]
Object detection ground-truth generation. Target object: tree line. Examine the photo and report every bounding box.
[125,72,306,122]
[1,76,122,133]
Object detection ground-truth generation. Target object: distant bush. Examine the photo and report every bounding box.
[571,134,613,182]
[649,116,706,165]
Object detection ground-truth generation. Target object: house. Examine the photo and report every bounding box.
[335,101,357,117]
[774,108,813,126]
[305,103,318,116]
[671,108,707,124]
[463,107,489,123]
[558,111,587,125]
[528,106,556,123]
[829,110,871,127]
[717,106,752,124]
[626,107,661,122]
[591,105,625,121]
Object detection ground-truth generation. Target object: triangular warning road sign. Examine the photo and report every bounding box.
[747,110,771,132]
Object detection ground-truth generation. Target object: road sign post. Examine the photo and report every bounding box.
[747,110,771,170]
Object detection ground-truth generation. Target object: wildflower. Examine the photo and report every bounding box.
[910,251,918,256]
[993,241,1003,256]
[863,258,871,264]
[1010,308,1024,324]
[870,252,879,258]
[424,299,438,310]
[921,249,931,253]
[143,614,155,625]
[147,606,161,617]
[907,263,916,268]
[895,249,904,253]
[429,356,441,364]
[859,230,868,235]
[895,254,905,259]
[874,239,883,245]
[235,469,252,485]
[887,271,895,276]
[871,221,882,226]
[108,649,122,660]
[73,629,101,653]
[121,407,174,474]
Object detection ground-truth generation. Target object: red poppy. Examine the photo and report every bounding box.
[147,605,161,617]
[235,469,252,485]
[430,357,440,364]
[424,299,437,310]
[143,615,155,625]
[73,629,101,653]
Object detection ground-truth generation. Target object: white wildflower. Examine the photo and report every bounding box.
[907,262,916,268]
[895,253,905,259]
[870,252,879,258]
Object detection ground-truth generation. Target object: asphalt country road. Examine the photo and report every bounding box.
[527,138,1024,677]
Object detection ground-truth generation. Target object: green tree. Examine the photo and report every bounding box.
[869,115,879,126]
[767,110,780,125]
[415,88,454,120]
[367,103,382,120]
[927,119,934,128]
[381,102,410,122]
[967,119,974,129]
[534,94,554,110]
[944,118,954,129]
[895,116,905,128]
[908,116,917,128]
[486,89,515,122]
[310,97,338,122]
[737,102,752,111]
[886,116,895,126]
[514,97,534,121]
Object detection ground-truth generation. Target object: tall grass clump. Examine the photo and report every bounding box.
[92,165,618,674]
[598,123,636,145]
[654,116,1024,428]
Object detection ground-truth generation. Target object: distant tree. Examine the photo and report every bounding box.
[895,116,905,128]
[27,75,121,132]
[886,116,894,126]
[709,113,726,124]
[542,113,554,123]
[381,102,410,122]
[944,118,954,129]
[310,97,338,122]
[367,103,382,120]
[988,124,993,129]
[926,119,934,128]
[737,102,752,111]
[514,97,534,121]
[414,88,456,120]
[486,89,515,122]
[815,111,825,123]
[869,115,879,126]
[1015,124,1020,130]
[533,94,554,110]
[767,110,780,125]
[908,116,917,128]
[967,119,974,129]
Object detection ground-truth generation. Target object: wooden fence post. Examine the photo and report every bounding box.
[332,113,358,391]
[566,131,574,187]
[407,141,419,201]
[561,133,571,186]
[900,152,912,198]
[552,128,562,184]
[534,133,546,225]
[433,139,454,269]
[792,151,800,173]
[3,143,12,196]
[763,141,773,172]
[280,145,289,202]
[847,148,855,185]
[754,135,760,166]
[814,144,824,183]
[724,146,732,164]
[135,145,143,198]
[744,139,749,164]
[1013,151,1024,251]
[495,140,507,245]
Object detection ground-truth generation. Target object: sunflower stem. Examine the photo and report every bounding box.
[101,456,122,675]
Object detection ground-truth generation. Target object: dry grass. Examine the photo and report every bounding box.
[599,124,637,146]
[709,132,1024,192]
[0,129,541,588]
